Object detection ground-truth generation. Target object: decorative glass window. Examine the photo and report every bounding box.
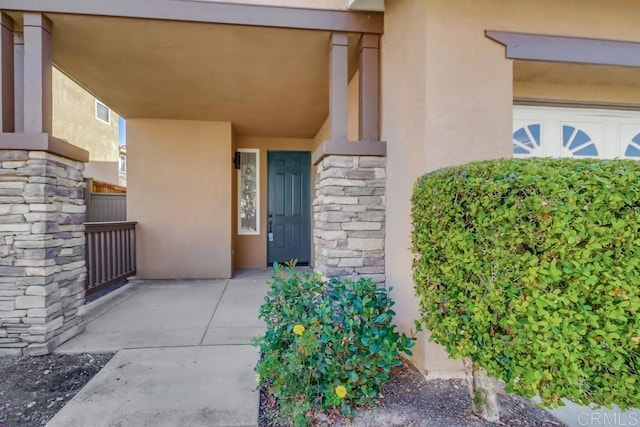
[95,100,110,124]
[513,124,542,157]
[238,149,260,235]
[625,133,640,158]
[561,125,598,157]
[515,106,640,160]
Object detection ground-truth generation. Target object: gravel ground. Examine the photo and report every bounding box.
[0,353,114,427]
[259,362,565,427]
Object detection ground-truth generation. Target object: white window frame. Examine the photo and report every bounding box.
[95,100,111,124]
[513,106,640,159]
[237,148,260,236]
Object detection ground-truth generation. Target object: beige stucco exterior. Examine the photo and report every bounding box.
[127,119,233,279]
[5,0,640,370]
[381,0,457,377]
[381,0,640,376]
[52,68,120,184]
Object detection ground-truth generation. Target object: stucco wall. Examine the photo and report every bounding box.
[382,0,640,377]
[127,119,233,279]
[52,68,120,184]
[484,0,640,40]
[234,137,315,269]
[84,161,119,185]
[381,0,453,376]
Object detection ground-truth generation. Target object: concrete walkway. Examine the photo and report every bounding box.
[48,269,272,427]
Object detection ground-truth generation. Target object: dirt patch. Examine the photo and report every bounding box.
[0,353,114,427]
[259,362,565,427]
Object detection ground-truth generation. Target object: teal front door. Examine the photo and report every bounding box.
[267,151,311,265]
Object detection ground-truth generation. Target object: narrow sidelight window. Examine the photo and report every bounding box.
[238,149,260,235]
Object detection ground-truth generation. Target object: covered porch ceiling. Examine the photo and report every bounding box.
[9,12,362,138]
[513,59,640,108]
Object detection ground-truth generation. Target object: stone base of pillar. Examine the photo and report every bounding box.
[0,150,86,356]
[314,155,386,284]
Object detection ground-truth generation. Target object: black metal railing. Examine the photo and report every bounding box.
[85,222,137,296]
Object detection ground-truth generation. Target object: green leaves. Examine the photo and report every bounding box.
[412,158,640,410]
[254,265,415,426]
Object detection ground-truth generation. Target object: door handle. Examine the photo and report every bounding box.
[268,212,274,242]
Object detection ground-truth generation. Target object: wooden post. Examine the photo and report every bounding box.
[329,32,349,142]
[13,31,23,132]
[22,13,52,134]
[359,34,380,141]
[84,178,93,221]
[0,13,14,132]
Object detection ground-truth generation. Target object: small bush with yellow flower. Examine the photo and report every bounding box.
[253,263,414,426]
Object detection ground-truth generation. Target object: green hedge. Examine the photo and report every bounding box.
[411,158,640,408]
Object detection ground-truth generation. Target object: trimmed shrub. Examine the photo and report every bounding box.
[411,158,640,408]
[254,263,414,426]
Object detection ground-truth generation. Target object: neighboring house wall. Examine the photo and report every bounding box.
[127,119,233,279]
[382,0,640,377]
[52,68,120,184]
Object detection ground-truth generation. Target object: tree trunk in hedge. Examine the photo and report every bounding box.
[464,359,500,422]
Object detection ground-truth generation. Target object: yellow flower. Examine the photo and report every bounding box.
[293,324,305,335]
[335,385,347,399]
[317,273,329,283]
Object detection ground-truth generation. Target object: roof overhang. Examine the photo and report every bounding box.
[0,0,383,34]
[486,30,640,68]
[487,31,640,108]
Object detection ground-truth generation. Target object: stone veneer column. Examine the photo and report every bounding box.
[0,150,86,356]
[314,155,386,284]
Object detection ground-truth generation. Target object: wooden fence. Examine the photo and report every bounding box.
[84,178,126,222]
[90,179,126,194]
[86,193,126,222]
[85,222,137,296]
